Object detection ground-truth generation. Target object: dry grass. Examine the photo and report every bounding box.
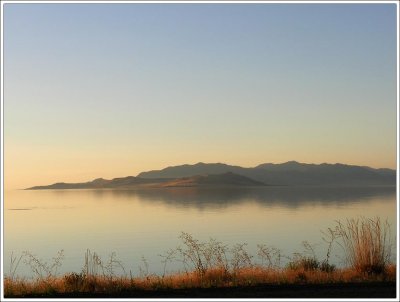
[4,265,396,297]
[4,217,396,297]
[335,217,393,275]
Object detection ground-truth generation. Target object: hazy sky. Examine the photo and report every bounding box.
[3,3,397,189]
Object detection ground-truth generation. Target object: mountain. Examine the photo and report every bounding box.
[137,162,244,179]
[250,162,396,185]
[160,172,266,187]
[138,161,396,186]
[27,161,396,190]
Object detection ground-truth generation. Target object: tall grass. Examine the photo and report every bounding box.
[335,217,392,275]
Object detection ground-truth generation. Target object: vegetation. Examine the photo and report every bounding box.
[4,217,396,297]
[335,217,392,275]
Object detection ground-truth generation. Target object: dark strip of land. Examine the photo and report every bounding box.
[9,282,396,299]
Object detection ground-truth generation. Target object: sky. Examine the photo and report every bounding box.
[3,2,398,190]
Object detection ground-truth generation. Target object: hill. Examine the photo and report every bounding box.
[27,172,265,190]
[27,176,169,190]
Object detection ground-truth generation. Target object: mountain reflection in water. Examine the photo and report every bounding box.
[53,185,397,210]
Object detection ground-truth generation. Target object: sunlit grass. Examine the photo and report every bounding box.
[335,217,392,274]
[4,264,396,297]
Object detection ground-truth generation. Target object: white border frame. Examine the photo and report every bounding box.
[1,1,398,301]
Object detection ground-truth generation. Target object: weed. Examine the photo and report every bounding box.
[83,249,103,278]
[138,256,150,278]
[177,232,207,276]
[230,243,253,272]
[63,272,85,291]
[8,252,23,280]
[257,245,282,268]
[335,217,392,275]
[287,255,319,271]
[104,252,126,279]
[159,249,177,278]
[23,250,64,280]
[320,260,336,273]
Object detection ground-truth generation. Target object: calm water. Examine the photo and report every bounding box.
[3,186,397,278]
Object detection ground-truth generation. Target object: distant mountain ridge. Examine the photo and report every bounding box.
[137,161,396,186]
[27,161,396,190]
[137,162,243,179]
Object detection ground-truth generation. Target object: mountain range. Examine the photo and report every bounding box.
[138,161,395,186]
[27,161,396,190]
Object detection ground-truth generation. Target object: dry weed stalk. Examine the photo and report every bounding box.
[335,217,392,275]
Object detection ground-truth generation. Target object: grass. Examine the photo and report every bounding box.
[4,217,396,297]
[4,265,396,297]
[335,217,392,275]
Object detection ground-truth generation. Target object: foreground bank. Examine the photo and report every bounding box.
[4,266,396,298]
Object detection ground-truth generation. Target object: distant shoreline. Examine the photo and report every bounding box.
[25,184,396,190]
[26,161,396,190]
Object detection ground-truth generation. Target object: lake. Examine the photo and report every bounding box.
[3,186,397,278]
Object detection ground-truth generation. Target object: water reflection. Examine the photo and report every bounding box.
[4,186,396,277]
[56,185,396,210]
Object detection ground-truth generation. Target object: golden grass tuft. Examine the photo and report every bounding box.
[336,217,393,275]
